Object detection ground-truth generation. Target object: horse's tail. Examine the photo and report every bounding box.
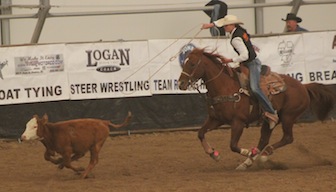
[304,83,336,121]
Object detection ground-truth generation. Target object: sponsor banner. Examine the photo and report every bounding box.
[0,44,68,105]
[0,44,65,79]
[303,31,336,84]
[14,54,64,75]
[0,73,69,105]
[252,34,307,83]
[65,41,152,99]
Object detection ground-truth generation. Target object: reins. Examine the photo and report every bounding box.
[204,65,225,84]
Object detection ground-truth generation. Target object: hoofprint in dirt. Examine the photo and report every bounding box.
[0,121,335,192]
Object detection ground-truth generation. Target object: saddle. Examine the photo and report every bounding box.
[236,65,287,98]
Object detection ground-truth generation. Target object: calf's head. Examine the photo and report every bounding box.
[21,114,48,141]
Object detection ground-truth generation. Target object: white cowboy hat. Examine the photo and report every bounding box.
[214,15,244,27]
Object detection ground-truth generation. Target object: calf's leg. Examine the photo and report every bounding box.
[44,150,62,165]
[81,141,106,179]
[61,150,85,174]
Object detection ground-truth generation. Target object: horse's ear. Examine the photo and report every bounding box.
[42,113,48,122]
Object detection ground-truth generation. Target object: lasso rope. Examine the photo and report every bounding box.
[120,24,204,95]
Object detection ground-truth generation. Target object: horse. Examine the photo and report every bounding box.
[178,48,336,170]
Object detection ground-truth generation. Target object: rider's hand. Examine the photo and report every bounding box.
[220,57,233,64]
[201,23,214,29]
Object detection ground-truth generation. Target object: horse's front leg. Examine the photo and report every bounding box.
[198,117,221,161]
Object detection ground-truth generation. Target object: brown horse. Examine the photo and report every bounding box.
[178,48,336,170]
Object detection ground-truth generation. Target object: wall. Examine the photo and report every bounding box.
[5,0,336,45]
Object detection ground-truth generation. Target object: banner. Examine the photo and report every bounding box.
[252,34,307,83]
[0,44,69,105]
[65,41,152,99]
[303,31,336,84]
[0,31,335,105]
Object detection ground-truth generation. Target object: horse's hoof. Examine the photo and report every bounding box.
[236,158,253,171]
[259,145,273,163]
[235,163,248,171]
[259,155,269,163]
[209,150,220,161]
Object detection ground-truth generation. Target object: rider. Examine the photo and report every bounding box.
[201,15,279,129]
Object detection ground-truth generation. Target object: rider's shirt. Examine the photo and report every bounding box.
[230,26,256,65]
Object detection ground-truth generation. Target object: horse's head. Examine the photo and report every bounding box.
[178,48,207,90]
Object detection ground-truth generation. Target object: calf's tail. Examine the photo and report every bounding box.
[304,83,336,121]
[109,111,132,128]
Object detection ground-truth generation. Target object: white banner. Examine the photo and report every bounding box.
[65,41,152,99]
[252,34,307,83]
[0,31,335,105]
[0,44,69,105]
[303,31,336,84]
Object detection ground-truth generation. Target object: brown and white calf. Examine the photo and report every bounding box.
[21,112,132,179]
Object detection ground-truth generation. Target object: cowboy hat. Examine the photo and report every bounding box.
[282,13,302,23]
[214,15,244,27]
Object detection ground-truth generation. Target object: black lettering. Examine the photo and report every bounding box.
[55,86,62,95]
[0,89,20,100]
[102,49,110,60]
[111,50,119,60]
[309,72,316,81]
[332,70,336,80]
[86,50,98,67]
[119,49,130,65]
[324,71,330,80]
[287,73,303,82]
[32,87,40,97]
[316,72,323,81]
[24,87,32,98]
[86,48,130,66]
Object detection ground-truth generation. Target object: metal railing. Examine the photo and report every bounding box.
[1,0,336,44]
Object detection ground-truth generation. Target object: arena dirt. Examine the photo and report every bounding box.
[0,121,335,192]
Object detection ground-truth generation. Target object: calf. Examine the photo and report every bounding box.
[21,112,132,179]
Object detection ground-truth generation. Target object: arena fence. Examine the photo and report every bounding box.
[0,31,336,139]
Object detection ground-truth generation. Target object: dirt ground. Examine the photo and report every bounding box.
[0,121,335,192]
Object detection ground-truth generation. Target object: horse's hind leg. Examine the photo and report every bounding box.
[260,115,295,162]
[255,121,274,160]
[198,117,221,160]
[232,119,261,170]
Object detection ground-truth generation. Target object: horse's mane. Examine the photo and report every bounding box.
[192,48,223,66]
[191,48,234,77]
